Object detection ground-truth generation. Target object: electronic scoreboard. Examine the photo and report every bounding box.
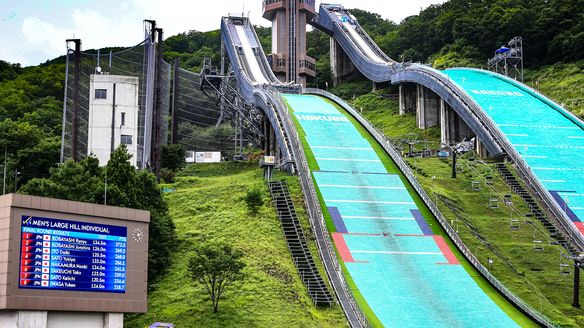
[18,215,127,293]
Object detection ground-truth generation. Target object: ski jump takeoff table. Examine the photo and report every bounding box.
[19,215,127,293]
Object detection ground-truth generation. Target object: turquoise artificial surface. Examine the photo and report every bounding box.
[284,93,518,327]
[443,69,584,222]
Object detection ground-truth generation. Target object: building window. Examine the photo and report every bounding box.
[95,89,107,99]
[121,112,126,126]
[121,134,132,145]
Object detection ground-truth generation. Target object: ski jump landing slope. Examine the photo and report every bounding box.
[283,93,521,327]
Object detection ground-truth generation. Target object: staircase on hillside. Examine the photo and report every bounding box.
[268,180,334,306]
[495,163,577,254]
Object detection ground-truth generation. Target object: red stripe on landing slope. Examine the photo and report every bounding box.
[332,232,355,262]
[575,222,584,235]
[433,235,459,265]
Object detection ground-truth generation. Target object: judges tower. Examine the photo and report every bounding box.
[262,0,316,86]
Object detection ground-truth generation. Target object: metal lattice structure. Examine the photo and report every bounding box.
[488,37,524,82]
[172,65,241,158]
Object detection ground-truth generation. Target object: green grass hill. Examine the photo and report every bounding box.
[125,162,346,328]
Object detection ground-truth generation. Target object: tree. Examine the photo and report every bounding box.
[20,147,176,283]
[244,188,263,215]
[161,144,186,172]
[187,242,245,313]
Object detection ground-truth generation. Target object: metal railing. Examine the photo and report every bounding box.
[304,87,558,328]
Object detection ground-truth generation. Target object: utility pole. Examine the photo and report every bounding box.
[13,169,19,192]
[152,27,163,181]
[451,150,457,179]
[574,259,582,308]
[2,145,6,195]
[110,83,117,154]
[66,39,81,161]
[104,165,108,205]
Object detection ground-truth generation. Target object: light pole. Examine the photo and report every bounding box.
[451,150,457,179]
[441,142,458,179]
[573,254,583,308]
[14,169,20,192]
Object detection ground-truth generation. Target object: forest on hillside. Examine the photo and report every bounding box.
[0,0,583,187]
[0,0,581,284]
[162,0,584,73]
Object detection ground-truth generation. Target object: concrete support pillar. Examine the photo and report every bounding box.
[330,38,356,87]
[103,313,123,328]
[423,87,439,128]
[18,311,47,327]
[399,84,406,115]
[414,84,440,130]
[330,38,339,87]
[265,123,271,156]
[416,84,426,129]
[263,119,269,155]
[475,138,488,158]
[440,99,449,146]
[399,83,417,115]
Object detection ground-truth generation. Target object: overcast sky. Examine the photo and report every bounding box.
[0,0,446,67]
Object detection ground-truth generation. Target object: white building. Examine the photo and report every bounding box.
[88,74,139,166]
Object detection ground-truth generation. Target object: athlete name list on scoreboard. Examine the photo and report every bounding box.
[19,215,128,293]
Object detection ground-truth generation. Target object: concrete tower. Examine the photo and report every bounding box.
[262,0,316,86]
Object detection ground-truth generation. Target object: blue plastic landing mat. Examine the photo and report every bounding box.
[443,69,584,233]
[284,93,518,327]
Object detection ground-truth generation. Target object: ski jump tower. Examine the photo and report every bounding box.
[262,0,316,86]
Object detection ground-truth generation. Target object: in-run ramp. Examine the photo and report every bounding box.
[316,3,584,253]
[282,92,529,327]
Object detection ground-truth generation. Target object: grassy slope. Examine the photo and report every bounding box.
[125,162,346,328]
[407,156,584,327]
[353,92,584,327]
[350,93,440,144]
[524,60,584,119]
